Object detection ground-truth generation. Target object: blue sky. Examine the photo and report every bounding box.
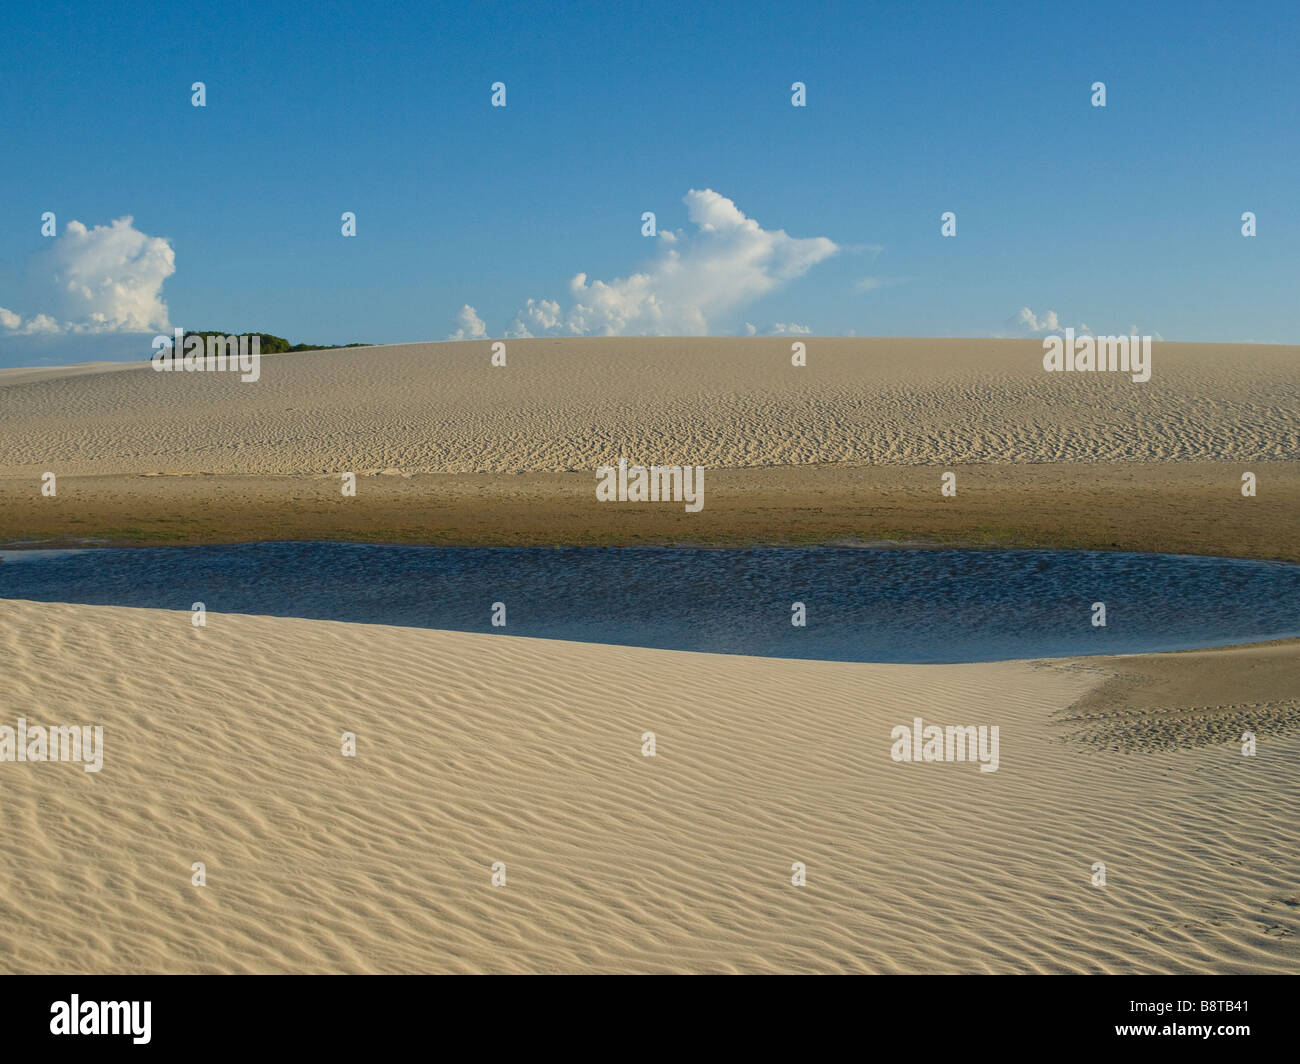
[1,0,1296,365]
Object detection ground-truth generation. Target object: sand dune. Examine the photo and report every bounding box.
[0,339,1296,477]
[1,598,1295,974]
[4,339,1296,558]
[2,339,1295,974]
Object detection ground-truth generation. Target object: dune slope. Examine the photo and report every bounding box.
[1,599,1296,974]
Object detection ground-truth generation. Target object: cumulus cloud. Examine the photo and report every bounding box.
[448,303,488,341]
[1011,307,1163,341]
[739,320,812,336]
[505,298,563,339]
[504,189,838,337]
[0,307,61,334]
[1014,306,1062,333]
[0,216,175,335]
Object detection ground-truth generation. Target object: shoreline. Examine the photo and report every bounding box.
[1051,637,1300,751]
[2,460,1297,560]
[3,337,1296,973]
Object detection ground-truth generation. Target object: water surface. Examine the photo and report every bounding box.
[2,543,1296,663]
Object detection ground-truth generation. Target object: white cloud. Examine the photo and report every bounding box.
[0,308,61,335]
[1014,306,1061,333]
[448,303,487,341]
[1,217,175,335]
[505,297,563,339]
[768,322,811,335]
[504,189,838,337]
[52,217,173,332]
[1010,307,1162,341]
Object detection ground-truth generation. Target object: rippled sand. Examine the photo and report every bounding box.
[4,338,1297,559]
[1,338,1295,973]
[1,598,1295,973]
[1,339,1296,476]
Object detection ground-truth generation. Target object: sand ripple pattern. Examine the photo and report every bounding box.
[0,339,1296,475]
[1,600,1295,973]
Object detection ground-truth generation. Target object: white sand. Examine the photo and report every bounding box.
[1,598,1295,974]
[0,339,1296,476]
[1,338,1295,973]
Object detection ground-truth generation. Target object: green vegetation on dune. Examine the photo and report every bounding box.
[153,332,372,356]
